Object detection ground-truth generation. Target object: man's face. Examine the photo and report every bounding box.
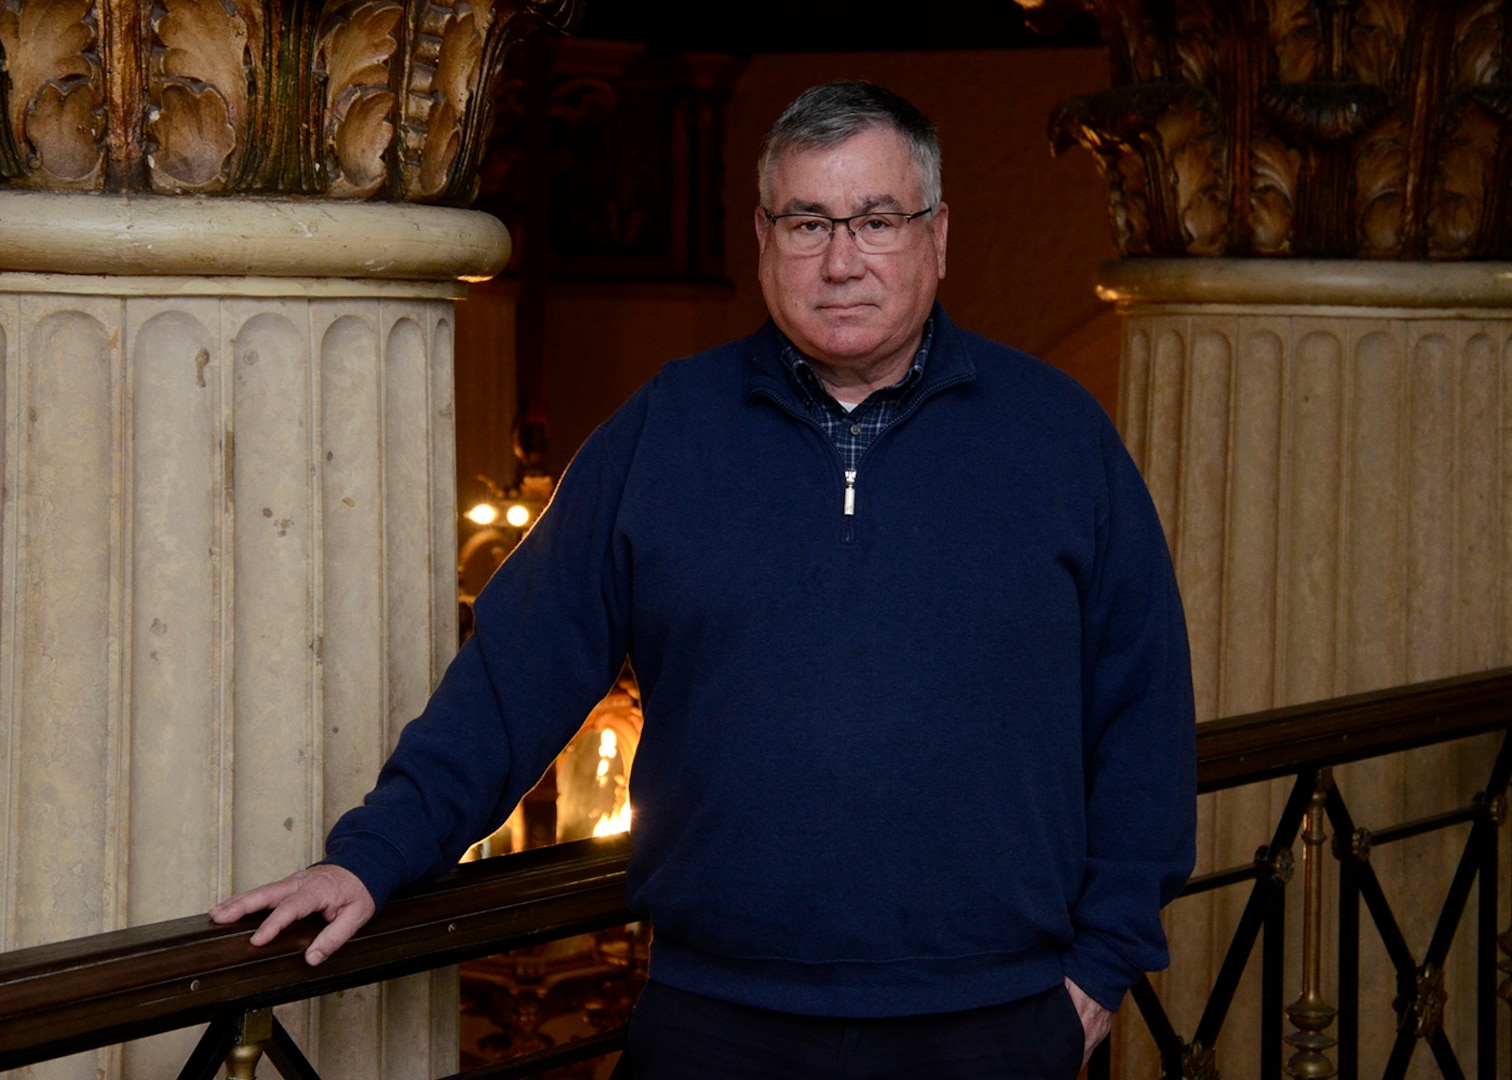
[756,126,948,389]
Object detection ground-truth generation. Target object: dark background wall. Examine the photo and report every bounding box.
[455,43,1119,502]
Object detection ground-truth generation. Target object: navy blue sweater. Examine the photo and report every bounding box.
[325,306,1197,1017]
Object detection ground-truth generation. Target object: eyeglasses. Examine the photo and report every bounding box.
[762,207,935,256]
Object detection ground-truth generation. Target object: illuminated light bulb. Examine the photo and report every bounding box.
[465,502,498,525]
[505,503,531,528]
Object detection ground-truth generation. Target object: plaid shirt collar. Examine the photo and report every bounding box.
[779,317,934,414]
[777,318,935,473]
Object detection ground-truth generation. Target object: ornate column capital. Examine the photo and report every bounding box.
[1019,0,1512,260]
[0,0,581,203]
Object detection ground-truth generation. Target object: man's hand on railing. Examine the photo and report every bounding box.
[209,864,375,966]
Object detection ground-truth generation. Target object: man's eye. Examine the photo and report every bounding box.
[789,218,829,234]
[856,216,897,233]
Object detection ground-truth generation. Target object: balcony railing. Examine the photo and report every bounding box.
[2,668,1510,1078]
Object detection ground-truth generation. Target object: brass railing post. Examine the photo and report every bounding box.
[1286,770,1338,1079]
[224,1009,272,1080]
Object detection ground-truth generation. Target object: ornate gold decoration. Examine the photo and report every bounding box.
[0,0,581,202]
[1403,963,1448,1041]
[1485,792,1508,826]
[1182,1040,1220,1080]
[1258,842,1296,885]
[1024,0,1512,258]
[225,1009,273,1080]
[1285,774,1338,1079]
[1349,826,1372,862]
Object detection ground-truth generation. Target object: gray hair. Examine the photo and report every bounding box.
[757,81,942,210]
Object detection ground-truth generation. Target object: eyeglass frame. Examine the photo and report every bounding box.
[761,206,937,253]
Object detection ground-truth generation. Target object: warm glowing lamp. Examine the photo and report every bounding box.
[465,502,498,526]
[505,503,531,528]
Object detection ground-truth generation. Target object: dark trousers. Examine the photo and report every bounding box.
[622,979,1085,1079]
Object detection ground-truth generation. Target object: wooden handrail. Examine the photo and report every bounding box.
[0,833,633,1070]
[1194,666,1512,793]
[1,666,1510,1070]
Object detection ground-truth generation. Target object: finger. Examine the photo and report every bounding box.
[246,888,332,946]
[210,878,302,924]
[304,898,374,966]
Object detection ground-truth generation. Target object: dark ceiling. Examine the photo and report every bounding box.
[572,3,1102,54]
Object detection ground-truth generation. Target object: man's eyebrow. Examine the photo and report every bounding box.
[776,194,908,215]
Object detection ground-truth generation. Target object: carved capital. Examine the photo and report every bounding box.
[1023,0,1512,259]
[0,0,581,203]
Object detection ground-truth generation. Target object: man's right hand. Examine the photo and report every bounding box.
[209,864,375,967]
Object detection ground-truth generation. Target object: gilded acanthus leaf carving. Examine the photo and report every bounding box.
[1028,0,1512,259]
[321,0,401,198]
[1350,0,1409,88]
[151,81,237,189]
[1158,98,1227,255]
[149,0,253,192]
[1172,0,1219,89]
[1427,103,1498,258]
[1268,0,1321,86]
[409,0,489,200]
[1449,0,1502,93]
[1354,117,1408,258]
[0,0,580,202]
[0,0,102,188]
[1110,149,1154,257]
[1249,135,1298,255]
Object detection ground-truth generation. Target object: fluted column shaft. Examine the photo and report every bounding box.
[0,192,509,1079]
[1108,258,1512,1078]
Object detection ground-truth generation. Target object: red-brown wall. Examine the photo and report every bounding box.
[456,47,1118,488]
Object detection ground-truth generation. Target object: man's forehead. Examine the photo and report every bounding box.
[765,131,921,214]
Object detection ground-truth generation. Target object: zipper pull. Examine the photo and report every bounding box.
[844,469,856,516]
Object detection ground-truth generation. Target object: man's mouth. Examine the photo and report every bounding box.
[817,301,874,313]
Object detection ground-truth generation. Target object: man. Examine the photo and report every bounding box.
[213,81,1196,1078]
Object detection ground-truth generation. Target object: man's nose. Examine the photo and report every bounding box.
[820,224,865,280]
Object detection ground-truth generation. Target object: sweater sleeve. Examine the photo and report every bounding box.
[1060,420,1198,1011]
[321,396,644,910]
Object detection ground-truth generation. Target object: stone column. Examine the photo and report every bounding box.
[0,194,507,1079]
[0,2,578,1077]
[1016,0,1512,1074]
[1103,258,1512,1076]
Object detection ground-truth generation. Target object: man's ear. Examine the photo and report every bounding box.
[931,202,949,280]
[755,206,771,256]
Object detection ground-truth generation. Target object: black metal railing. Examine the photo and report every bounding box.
[2,668,1511,1078]
[1089,667,1512,1080]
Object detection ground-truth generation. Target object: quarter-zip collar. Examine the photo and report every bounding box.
[746,303,978,524]
[745,301,978,412]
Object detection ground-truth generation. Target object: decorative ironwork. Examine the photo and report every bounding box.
[1405,963,1447,1041]
[1018,0,1512,258]
[1349,826,1372,863]
[0,0,582,202]
[1285,775,1338,1079]
[1181,1039,1220,1080]
[1260,843,1296,886]
[1486,792,1508,827]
